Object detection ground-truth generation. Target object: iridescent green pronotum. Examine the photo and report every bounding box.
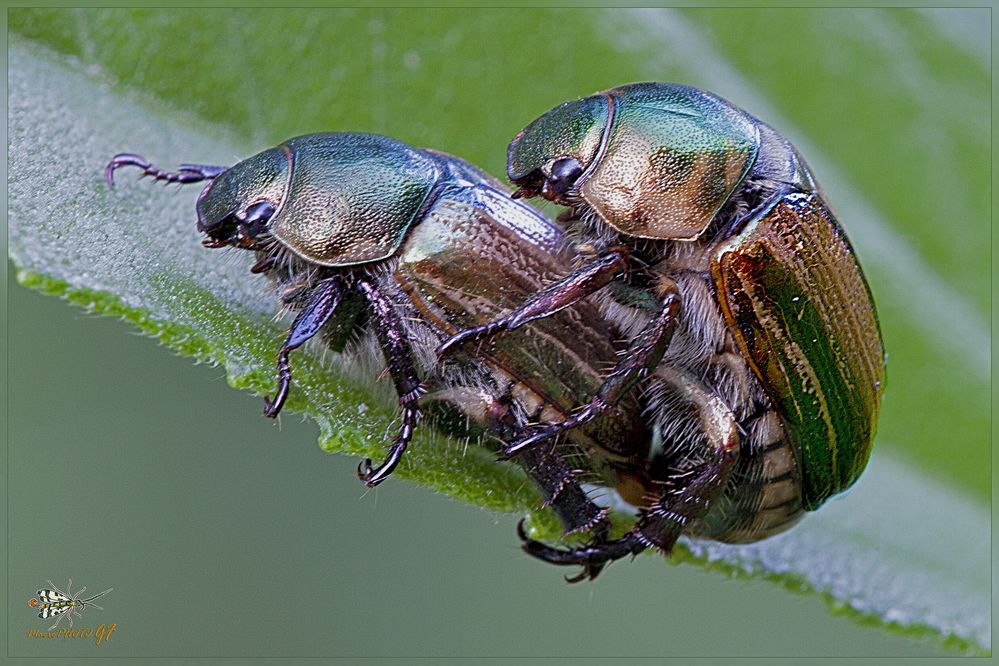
[441,82,886,575]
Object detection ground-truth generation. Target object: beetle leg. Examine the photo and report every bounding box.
[484,384,610,540]
[634,444,738,552]
[514,458,729,580]
[354,276,426,487]
[517,368,740,577]
[518,446,610,539]
[263,276,346,418]
[499,283,681,459]
[517,519,640,581]
[634,366,740,551]
[104,153,227,187]
[435,250,628,358]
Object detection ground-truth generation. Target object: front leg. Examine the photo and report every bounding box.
[355,276,426,487]
[500,278,681,459]
[264,276,347,417]
[435,250,628,358]
[105,153,227,186]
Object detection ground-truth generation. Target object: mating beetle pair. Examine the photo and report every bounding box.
[107,82,884,579]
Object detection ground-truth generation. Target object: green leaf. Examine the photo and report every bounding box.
[8,7,989,656]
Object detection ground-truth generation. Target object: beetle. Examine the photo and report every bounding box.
[106,133,651,567]
[439,82,886,572]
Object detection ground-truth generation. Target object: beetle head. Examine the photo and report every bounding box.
[195,134,442,267]
[509,83,762,241]
[507,95,609,204]
[195,146,290,249]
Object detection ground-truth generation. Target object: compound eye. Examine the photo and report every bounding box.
[237,200,276,237]
[239,200,275,224]
[548,157,583,196]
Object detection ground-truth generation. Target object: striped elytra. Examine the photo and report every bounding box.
[714,193,883,510]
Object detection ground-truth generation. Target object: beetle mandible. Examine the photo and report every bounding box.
[106,133,652,575]
[439,83,886,572]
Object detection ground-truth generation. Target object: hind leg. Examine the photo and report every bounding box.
[481,387,611,579]
[519,366,739,578]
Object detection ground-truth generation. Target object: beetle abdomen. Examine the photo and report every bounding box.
[712,193,885,510]
[693,409,805,542]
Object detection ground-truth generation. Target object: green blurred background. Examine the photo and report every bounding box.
[6,7,989,658]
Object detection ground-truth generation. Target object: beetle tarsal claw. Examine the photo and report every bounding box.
[356,458,375,483]
[357,456,397,488]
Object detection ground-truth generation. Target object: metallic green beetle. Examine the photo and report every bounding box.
[106,133,650,560]
[440,83,886,572]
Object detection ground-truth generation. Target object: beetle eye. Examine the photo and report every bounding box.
[237,200,276,237]
[240,200,275,224]
[548,157,583,196]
